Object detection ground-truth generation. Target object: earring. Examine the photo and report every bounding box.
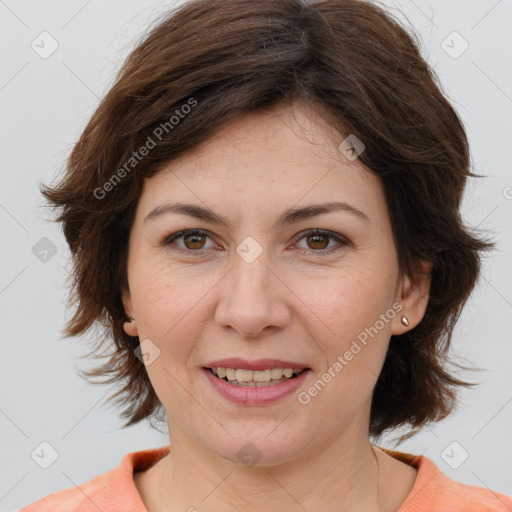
[401,316,409,327]
[130,318,135,322]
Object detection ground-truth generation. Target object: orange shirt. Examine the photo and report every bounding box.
[18,445,512,511]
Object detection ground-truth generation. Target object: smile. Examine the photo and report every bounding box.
[208,367,306,387]
[203,366,310,405]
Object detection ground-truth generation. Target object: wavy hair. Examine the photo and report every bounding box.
[42,0,493,440]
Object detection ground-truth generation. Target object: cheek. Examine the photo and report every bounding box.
[129,266,212,405]
[129,264,214,353]
[296,268,395,338]
[302,278,393,399]
[291,269,396,394]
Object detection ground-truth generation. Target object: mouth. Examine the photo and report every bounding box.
[206,367,308,387]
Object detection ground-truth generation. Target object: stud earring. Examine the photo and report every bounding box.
[129,317,135,322]
[400,315,409,327]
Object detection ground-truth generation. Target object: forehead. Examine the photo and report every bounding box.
[137,103,384,221]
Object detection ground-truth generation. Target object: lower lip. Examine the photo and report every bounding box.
[202,368,310,405]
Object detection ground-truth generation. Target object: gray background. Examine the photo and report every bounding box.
[1,0,511,510]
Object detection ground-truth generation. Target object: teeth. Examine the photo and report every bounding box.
[225,368,236,381]
[253,369,271,382]
[271,368,282,379]
[235,369,253,382]
[210,367,305,384]
[230,380,286,387]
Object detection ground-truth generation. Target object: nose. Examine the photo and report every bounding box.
[214,252,291,339]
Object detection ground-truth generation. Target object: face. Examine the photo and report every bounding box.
[122,102,428,466]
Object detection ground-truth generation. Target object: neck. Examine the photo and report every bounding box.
[155,428,381,512]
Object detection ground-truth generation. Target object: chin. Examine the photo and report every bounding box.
[198,422,311,468]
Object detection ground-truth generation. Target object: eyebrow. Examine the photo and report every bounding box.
[144,200,370,228]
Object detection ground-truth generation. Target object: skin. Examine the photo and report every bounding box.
[122,102,431,512]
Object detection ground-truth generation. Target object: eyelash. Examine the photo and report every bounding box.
[161,229,349,256]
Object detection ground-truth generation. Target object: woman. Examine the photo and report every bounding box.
[19,0,511,510]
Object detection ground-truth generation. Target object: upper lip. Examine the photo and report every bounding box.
[203,358,309,371]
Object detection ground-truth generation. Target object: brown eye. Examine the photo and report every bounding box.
[183,232,206,250]
[294,229,348,255]
[162,229,216,255]
[306,233,330,250]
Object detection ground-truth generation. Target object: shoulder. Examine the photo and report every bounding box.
[421,466,512,512]
[17,473,108,512]
[17,445,170,512]
[380,447,512,512]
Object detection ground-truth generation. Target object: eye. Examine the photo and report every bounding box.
[162,228,349,256]
[293,229,348,255]
[162,229,217,255]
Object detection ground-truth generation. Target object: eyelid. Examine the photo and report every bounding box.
[161,229,217,253]
[291,229,350,253]
[161,228,350,255]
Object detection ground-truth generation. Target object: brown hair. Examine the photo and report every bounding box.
[42,0,493,439]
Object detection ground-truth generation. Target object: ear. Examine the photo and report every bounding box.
[121,287,138,337]
[391,260,432,335]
